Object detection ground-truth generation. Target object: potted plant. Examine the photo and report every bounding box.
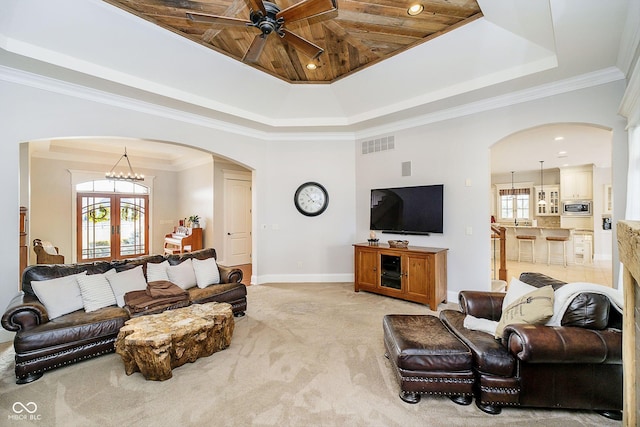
[188,215,200,228]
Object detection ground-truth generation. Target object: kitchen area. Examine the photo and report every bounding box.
[491,162,613,279]
[490,123,614,286]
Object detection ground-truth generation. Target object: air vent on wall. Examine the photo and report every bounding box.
[401,161,411,177]
[361,136,395,155]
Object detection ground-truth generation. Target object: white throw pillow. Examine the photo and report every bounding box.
[77,269,117,312]
[192,257,221,289]
[146,260,170,282]
[502,277,538,311]
[31,272,87,319]
[106,265,148,307]
[167,258,197,290]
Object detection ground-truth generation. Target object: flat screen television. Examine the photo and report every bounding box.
[370,184,444,235]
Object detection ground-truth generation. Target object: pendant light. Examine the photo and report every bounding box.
[538,161,546,205]
[105,147,144,181]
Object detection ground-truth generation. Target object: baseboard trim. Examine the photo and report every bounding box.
[256,274,354,285]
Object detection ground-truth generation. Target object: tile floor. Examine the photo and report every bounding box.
[492,258,614,287]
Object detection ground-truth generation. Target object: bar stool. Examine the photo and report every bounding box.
[516,234,536,263]
[546,235,569,267]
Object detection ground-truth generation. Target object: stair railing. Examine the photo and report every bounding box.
[491,225,507,281]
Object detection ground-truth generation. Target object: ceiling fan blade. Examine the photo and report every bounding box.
[244,0,267,16]
[186,12,251,27]
[277,0,337,23]
[281,29,323,59]
[243,34,268,63]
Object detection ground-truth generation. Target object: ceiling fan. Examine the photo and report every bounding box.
[187,0,337,63]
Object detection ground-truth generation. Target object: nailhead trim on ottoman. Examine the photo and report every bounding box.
[383,314,475,404]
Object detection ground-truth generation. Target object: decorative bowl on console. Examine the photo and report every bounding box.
[388,240,409,249]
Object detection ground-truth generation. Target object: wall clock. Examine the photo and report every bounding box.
[294,182,329,217]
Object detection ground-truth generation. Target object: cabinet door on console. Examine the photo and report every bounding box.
[404,253,430,301]
[355,248,378,291]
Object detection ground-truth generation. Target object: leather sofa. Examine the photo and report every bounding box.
[439,272,622,420]
[2,248,247,384]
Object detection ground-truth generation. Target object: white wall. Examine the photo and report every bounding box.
[256,139,356,283]
[176,158,214,249]
[593,166,613,261]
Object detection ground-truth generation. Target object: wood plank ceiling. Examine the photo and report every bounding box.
[104,0,482,83]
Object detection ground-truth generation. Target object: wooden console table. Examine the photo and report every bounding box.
[353,243,448,310]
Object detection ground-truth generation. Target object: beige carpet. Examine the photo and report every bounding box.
[0,283,619,426]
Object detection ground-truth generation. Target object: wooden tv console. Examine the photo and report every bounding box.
[353,243,448,310]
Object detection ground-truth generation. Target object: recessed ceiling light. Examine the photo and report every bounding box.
[407,4,424,16]
[558,151,567,155]
[306,63,317,70]
[554,136,564,141]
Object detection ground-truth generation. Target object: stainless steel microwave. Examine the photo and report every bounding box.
[562,201,592,216]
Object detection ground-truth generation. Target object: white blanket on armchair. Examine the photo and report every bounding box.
[544,282,623,326]
[464,282,624,335]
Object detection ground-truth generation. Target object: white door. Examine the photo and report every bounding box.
[224,176,252,265]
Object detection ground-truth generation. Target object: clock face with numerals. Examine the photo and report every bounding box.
[294,182,329,216]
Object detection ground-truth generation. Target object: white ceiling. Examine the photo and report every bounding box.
[28,138,213,172]
[0,0,634,169]
[0,0,631,127]
[491,123,613,175]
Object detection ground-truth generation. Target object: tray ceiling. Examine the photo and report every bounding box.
[103,0,482,83]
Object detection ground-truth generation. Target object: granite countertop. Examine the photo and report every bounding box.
[498,225,572,230]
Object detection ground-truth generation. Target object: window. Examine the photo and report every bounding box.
[76,180,149,261]
[498,187,531,221]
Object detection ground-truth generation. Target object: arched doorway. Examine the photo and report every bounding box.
[490,123,613,285]
[25,137,253,267]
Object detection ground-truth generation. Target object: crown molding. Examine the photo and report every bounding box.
[0,63,625,143]
[619,56,640,127]
[0,64,355,143]
[354,67,626,140]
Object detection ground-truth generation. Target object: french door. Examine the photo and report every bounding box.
[77,193,149,261]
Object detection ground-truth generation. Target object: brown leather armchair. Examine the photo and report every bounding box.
[439,272,622,420]
[33,239,64,264]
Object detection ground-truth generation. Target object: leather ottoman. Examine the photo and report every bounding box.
[383,314,474,405]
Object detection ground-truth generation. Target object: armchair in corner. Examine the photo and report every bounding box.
[33,239,64,264]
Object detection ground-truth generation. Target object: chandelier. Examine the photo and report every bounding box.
[105,147,144,182]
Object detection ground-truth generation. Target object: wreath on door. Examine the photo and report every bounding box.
[88,206,109,223]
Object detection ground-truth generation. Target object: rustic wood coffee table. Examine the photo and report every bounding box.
[115,302,234,381]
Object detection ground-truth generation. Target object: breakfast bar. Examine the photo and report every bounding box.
[495,226,591,265]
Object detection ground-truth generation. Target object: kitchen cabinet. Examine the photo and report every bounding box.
[535,185,560,215]
[353,243,448,310]
[560,166,593,200]
[573,232,593,264]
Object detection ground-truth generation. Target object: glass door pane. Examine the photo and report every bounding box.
[79,196,112,261]
[119,197,146,257]
[380,254,402,290]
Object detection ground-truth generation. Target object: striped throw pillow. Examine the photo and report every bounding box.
[77,269,117,312]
